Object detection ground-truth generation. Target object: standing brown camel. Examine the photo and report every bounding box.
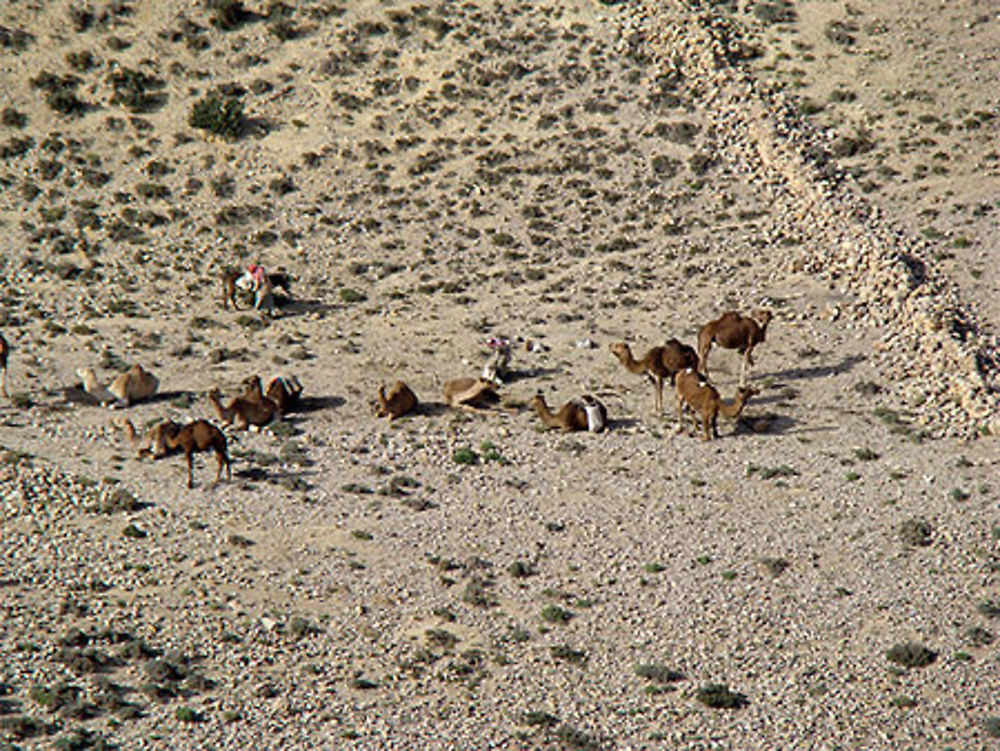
[609,339,698,415]
[163,420,231,489]
[674,368,757,441]
[697,310,772,387]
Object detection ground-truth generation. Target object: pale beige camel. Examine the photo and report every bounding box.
[443,377,505,415]
[674,368,758,441]
[376,381,418,420]
[77,364,159,407]
[697,310,772,387]
[609,339,698,414]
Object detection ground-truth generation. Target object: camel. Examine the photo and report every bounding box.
[697,310,772,387]
[221,268,242,310]
[111,417,181,459]
[165,420,231,489]
[531,393,607,433]
[443,377,505,415]
[208,387,279,430]
[241,374,303,413]
[609,339,698,414]
[77,364,159,407]
[674,368,758,441]
[376,380,418,420]
[0,333,9,399]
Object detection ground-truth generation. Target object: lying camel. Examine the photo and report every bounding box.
[443,377,505,415]
[697,310,772,387]
[208,387,279,430]
[531,393,607,433]
[0,332,8,399]
[241,374,303,413]
[376,381,418,420]
[166,420,231,489]
[77,364,159,407]
[111,417,181,459]
[674,368,757,441]
[609,340,698,415]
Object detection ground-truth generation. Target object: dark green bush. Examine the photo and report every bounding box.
[207,0,253,30]
[189,91,244,139]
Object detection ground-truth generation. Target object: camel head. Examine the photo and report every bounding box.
[608,342,631,362]
[752,310,773,329]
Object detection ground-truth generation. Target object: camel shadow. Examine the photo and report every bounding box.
[234,465,317,492]
[293,395,345,414]
[146,389,199,407]
[505,366,561,383]
[275,297,338,318]
[735,412,798,437]
[757,354,866,382]
[607,417,639,431]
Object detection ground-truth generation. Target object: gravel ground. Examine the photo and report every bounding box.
[0,1,997,749]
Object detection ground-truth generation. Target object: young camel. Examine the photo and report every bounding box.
[0,333,9,399]
[207,387,279,430]
[376,381,418,420]
[111,417,181,459]
[77,364,159,407]
[443,377,505,415]
[241,375,303,413]
[609,339,698,415]
[165,420,231,489]
[221,269,242,310]
[531,393,607,433]
[697,310,772,387]
[674,368,758,441]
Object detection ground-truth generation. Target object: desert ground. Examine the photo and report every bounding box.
[0,0,998,748]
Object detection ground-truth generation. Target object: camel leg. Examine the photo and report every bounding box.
[186,452,195,489]
[654,375,663,415]
[675,393,686,434]
[699,344,711,377]
[702,416,712,441]
[1,367,7,399]
[740,351,751,388]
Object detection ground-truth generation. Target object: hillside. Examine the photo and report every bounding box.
[0,1,998,748]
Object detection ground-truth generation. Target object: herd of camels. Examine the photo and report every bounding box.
[0,300,772,488]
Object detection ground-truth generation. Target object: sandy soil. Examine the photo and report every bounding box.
[0,1,997,748]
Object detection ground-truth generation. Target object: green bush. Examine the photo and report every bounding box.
[189,92,244,139]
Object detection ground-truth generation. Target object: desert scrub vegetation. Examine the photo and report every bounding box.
[189,91,244,139]
[885,642,937,669]
[696,683,748,709]
[108,66,167,113]
[207,0,255,31]
[31,72,89,117]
